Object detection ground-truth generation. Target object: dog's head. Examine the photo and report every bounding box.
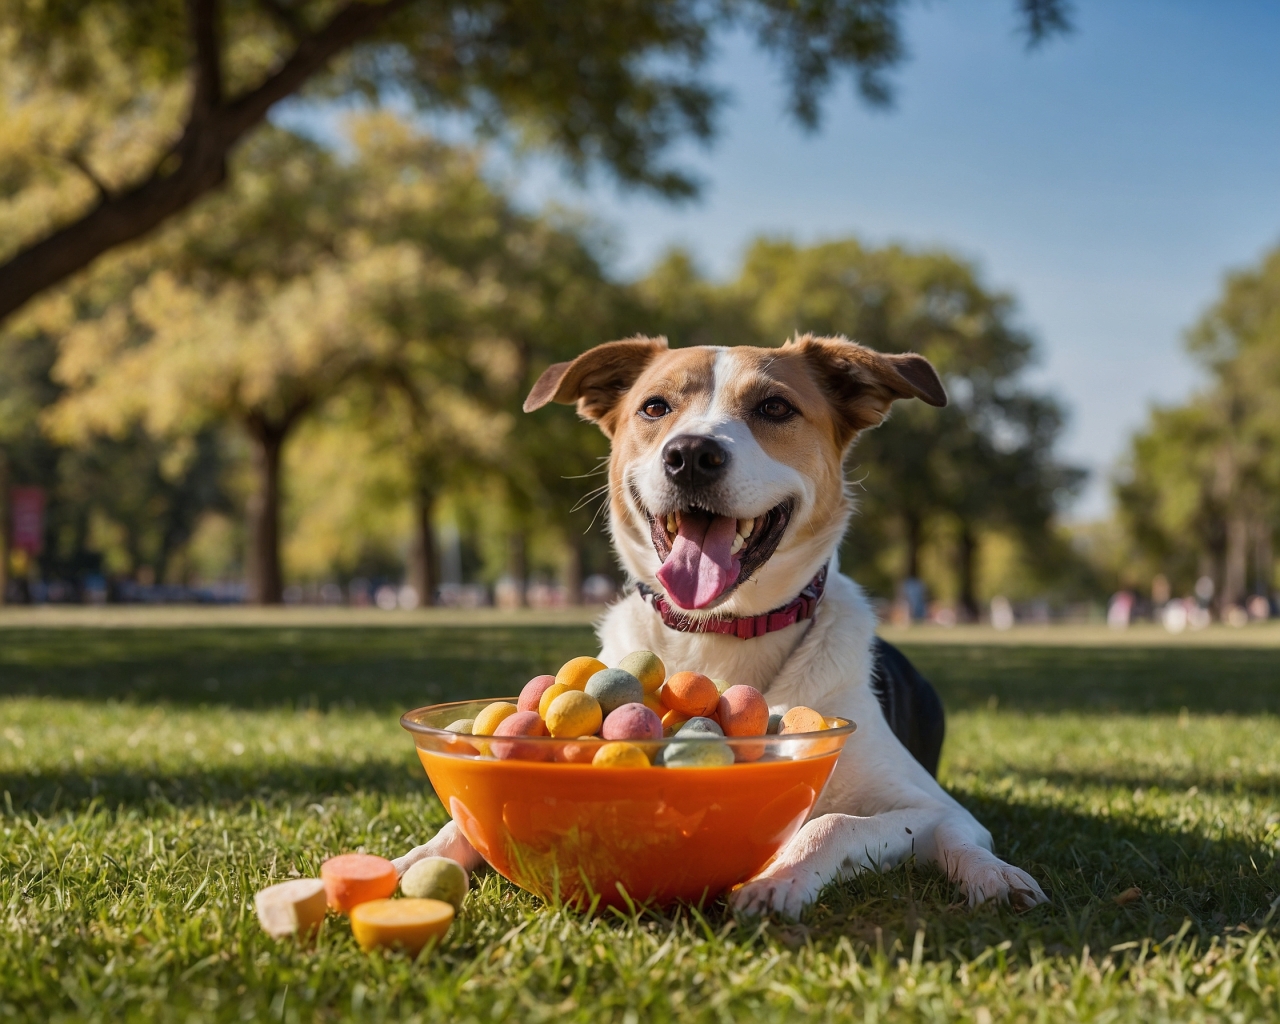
[525,335,946,616]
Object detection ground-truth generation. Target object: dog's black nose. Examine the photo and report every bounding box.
[662,434,729,487]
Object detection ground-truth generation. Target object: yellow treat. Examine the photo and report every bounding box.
[555,656,607,691]
[545,690,603,738]
[617,650,666,694]
[711,678,733,695]
[254,878,327,940]
[592,741,650,768]
[642,692,667,716]
[538,682,572,719]
[780,706,828,734]
[473,702,519,737]
[349,898,454,955]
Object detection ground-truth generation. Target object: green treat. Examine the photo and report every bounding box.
[445,718,475,735]
[618,650,666,694]
[585,668,645,715]
[677,716,724,737]
[663,738,735,768]
[399,856,468,910]
[766,713,783,735]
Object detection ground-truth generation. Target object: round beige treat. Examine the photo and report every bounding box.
[254,877,327,939]
[399,856,468,911]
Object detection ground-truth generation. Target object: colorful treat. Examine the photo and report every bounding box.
[555,656,607,691]
[349,898,454,955]
[473,702,519,737]
[556,737,602,764]
[320,853,398,913]
[779,706,828,735]
[664,738,735,768]
[491,710,551,761]
[643,692,667,715]
[399,857,468,911]
[602,703,663,742]
[538,682,572,718]
[585,668,645,715]
[711,677,734,695]
[717,684,769,737]
[766,713,783,735]
[254,878,327,940]
[617,650,666,694]
[545,690,603,738]
[661,671,720,717]
[677,716,724,737]
[592,741,650,768]
[517,675,558,713]
[444,718,475,735]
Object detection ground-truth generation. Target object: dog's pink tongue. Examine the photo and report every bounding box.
[656,512,741,610]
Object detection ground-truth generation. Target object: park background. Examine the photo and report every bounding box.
[5,1,1280,1022]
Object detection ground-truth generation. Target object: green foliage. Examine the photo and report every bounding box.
[1,620,1278,1021]
[1116,244,1280,605]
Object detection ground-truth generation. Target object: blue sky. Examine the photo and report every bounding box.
[510,0,1280,518]
[281,0,1280,519]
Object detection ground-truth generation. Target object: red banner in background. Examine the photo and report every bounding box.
[10,486,45,553]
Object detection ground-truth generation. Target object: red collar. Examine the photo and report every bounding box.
[635,565,828,640]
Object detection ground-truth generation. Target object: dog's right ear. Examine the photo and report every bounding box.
[523,336,669,436]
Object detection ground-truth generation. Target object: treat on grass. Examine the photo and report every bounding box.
[320,853,398,913]
[616,650,666,694]
[254,878,327,939]
[399,856,468,911]
[584,668,645,715]
[349,898,454,955]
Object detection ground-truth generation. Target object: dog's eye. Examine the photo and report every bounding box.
[758,397,795,420]
[640,398,671,419]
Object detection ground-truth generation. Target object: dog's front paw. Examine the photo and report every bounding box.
[957,851,1048,909]
[729,868,820,919]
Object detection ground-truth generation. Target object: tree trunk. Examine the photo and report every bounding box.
[1253,518,1273,596]
[408,489,439,607]
[1223,513,1249,608]
[508,531,527,608]
[956,521,979,623]
[563,536,583,606]
[246,422,285,605]
[904,512,923,579]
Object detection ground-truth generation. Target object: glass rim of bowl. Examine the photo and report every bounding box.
[401,697,857,745]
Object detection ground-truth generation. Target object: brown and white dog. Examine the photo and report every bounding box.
[396,335,1048,916]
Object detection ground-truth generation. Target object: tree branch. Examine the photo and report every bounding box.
[64,151,112,203]
[0,0,412,326]
[256,0,307,42]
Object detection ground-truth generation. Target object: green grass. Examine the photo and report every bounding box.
[3,622,1280,1021]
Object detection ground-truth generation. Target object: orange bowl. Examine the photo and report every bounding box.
[402,698,855,910]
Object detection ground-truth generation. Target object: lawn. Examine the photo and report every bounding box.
[2,615,1279,1022]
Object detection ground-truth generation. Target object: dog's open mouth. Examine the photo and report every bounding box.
[642,498,793,611]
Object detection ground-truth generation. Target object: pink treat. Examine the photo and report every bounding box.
[717,685,769,737]
[517,674,558,713]
[601,703,663,742]
[492,710,551,761]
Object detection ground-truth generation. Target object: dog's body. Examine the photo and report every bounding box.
[397,336,1047,915]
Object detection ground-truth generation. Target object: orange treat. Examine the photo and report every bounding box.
[320,853,398,913]
[557,736,602,763]
[661,707,691,736]
[643,692,667,716]
[779,706,828,735]
[717,684,769,737]
[349,898,454,955]
[555,656,607,692]
[661,672,720,717]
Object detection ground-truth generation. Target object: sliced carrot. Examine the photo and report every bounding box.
[349,898,454,954]
[254,878,327,939]
[320,853,398,913]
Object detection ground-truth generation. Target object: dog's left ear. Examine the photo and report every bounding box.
[788,334,946,442]
[524,336,668,436]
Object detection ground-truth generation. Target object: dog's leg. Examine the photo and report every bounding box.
[729,807,1048,917]
[392,820,485,877]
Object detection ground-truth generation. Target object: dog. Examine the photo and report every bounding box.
[395,334,1048,916]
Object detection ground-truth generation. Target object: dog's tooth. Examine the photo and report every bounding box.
[666,514,677,535]
[738,518,753,539]
[730,533,745,555]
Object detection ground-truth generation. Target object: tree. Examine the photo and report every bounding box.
[639,238,1083,613]
[0,0,1071,325]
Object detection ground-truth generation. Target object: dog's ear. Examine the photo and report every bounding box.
[524,336,669,435]
[788,334,946,442]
